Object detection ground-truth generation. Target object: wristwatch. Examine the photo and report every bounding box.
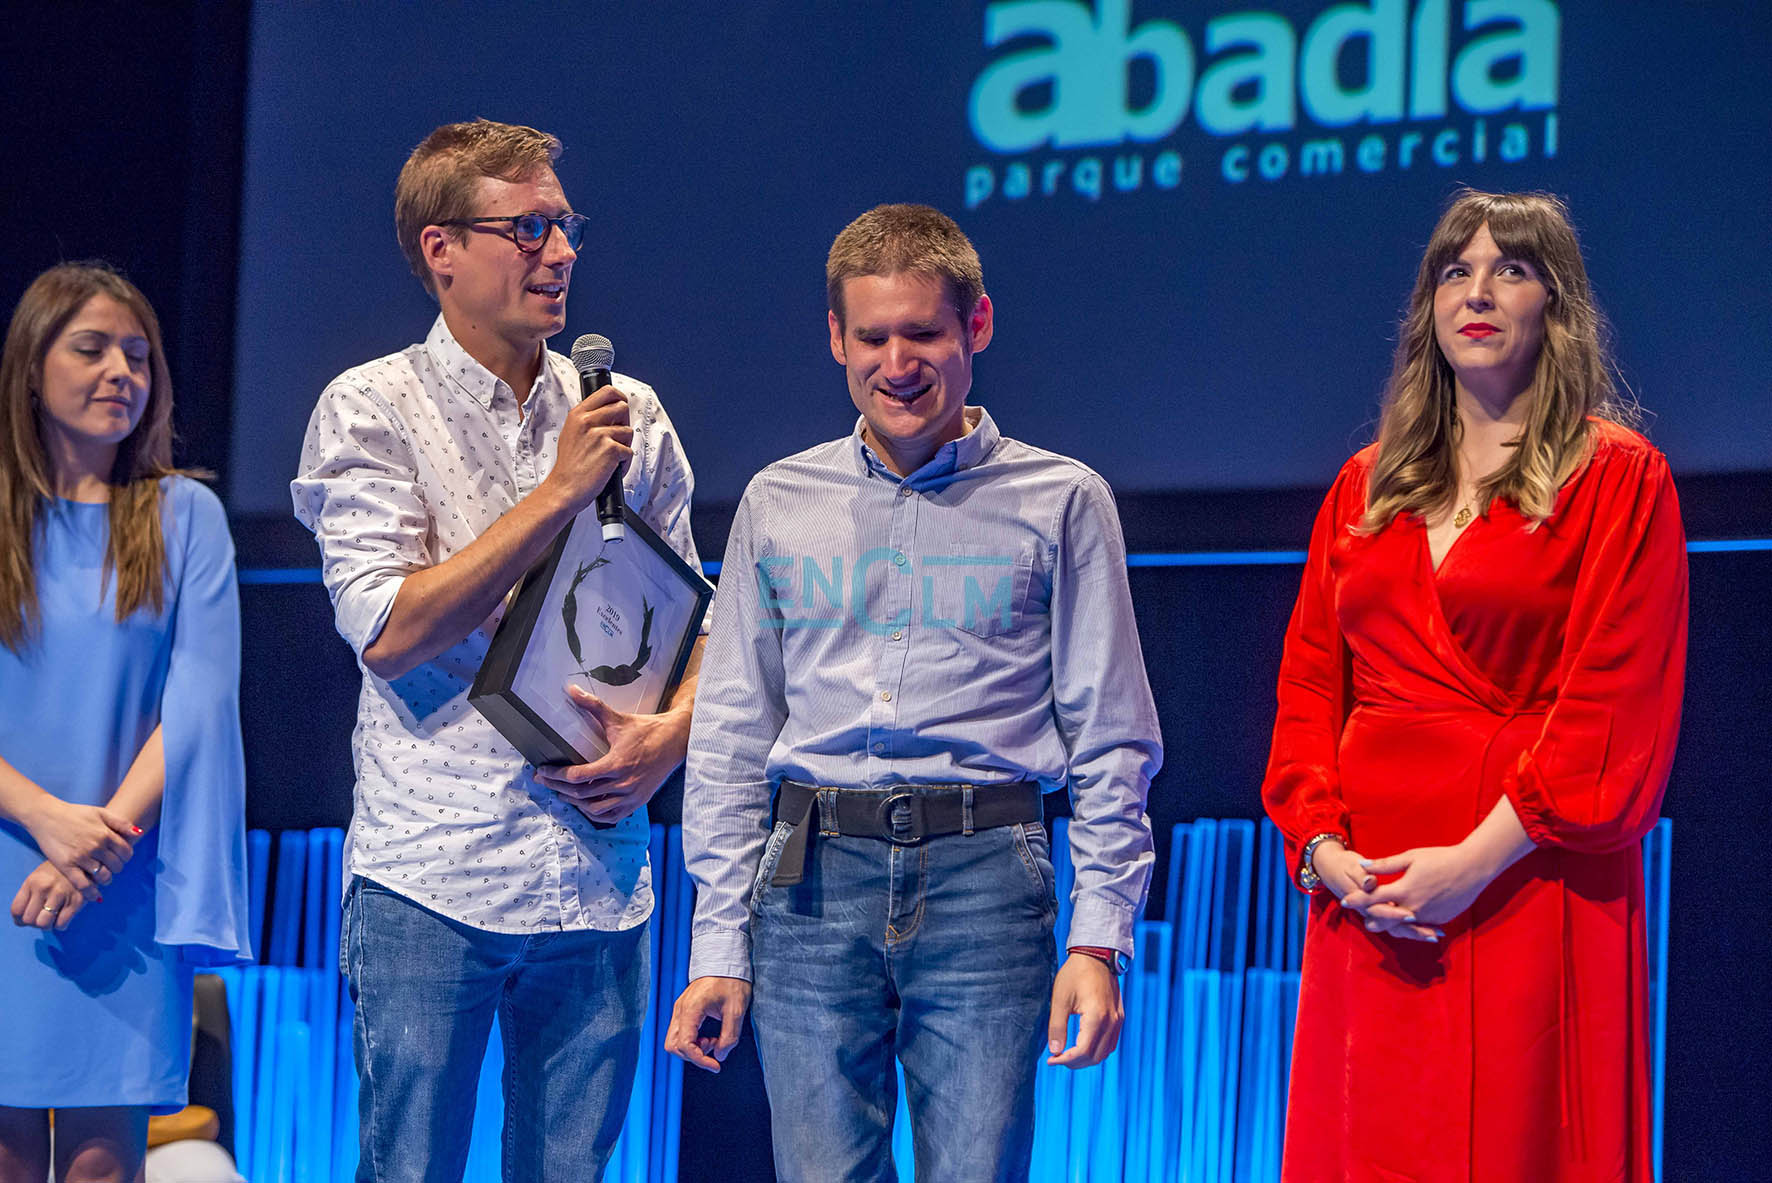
[1068,946,1127,975]
[1296,832,1346,892]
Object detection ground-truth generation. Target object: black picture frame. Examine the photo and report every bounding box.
[470,504,713,767]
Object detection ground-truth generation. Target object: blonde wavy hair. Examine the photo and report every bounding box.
[0,262,182,652]
[1362,189,1630,532]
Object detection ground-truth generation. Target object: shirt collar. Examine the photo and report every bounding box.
[851,406,1000,482]
[423,315,560,410]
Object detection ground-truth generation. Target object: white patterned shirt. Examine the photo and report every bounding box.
[291,315,700,932]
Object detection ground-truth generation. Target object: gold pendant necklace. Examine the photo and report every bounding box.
[1453,504,1474,529]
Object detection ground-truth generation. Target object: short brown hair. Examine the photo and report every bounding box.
[394,118,563,299]
[826,204,985,329]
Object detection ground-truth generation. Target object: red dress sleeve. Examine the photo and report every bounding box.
[1502,439,1689,852]
[1262,454,1368,885]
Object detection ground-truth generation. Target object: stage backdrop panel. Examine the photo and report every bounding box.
[231,2,1772,517]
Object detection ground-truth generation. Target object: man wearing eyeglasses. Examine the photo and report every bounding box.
[291,118,703,1181]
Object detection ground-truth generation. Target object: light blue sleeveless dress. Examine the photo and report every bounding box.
[0,477,252,1110]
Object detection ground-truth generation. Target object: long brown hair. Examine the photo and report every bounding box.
[0,262,180,651]
[1362,189,1630,532]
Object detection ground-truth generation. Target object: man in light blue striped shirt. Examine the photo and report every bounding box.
[667,204,1162,1181]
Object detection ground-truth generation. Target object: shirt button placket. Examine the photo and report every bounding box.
[553,816,580,929]
[516,437,536,496]
[497,386,521,457]
[518,396,548,496]
[871,483,912,765]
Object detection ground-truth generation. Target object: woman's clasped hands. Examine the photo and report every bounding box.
[1311,836,1505,944]
[9,797,140,930]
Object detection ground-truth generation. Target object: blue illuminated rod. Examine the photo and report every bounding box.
[222,818,1670,1181]
[1685,538,1772,553]
[240,537,1768,586]
[1122,539,1771,568]
[1644,818,1672,1182]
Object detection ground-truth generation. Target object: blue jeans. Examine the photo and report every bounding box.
[749,817,1058,1183]
[342,877,648,1183]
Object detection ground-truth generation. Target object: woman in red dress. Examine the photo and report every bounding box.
[1263,190,1687,1182]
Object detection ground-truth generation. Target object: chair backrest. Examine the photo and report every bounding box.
[190,973,236,1156]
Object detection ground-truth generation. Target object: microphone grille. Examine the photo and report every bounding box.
[571,333,615,373]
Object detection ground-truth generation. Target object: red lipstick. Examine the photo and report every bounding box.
[1459,322,1499,339]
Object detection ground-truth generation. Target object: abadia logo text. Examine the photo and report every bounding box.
[964,0,1561,207]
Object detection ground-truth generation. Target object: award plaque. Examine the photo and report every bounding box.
[470,504,713,767]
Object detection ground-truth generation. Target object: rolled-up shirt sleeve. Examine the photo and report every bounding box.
[1049,473,1163,961]
[289,381,431,659]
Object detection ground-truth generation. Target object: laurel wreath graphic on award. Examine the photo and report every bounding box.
[561,552,654,687]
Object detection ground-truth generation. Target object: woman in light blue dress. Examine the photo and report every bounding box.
[0,263,251,1182]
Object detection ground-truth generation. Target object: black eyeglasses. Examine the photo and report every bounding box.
[440,212,589,253]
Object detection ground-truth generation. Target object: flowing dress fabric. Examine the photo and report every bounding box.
[0,477,252,1110]
[1263,423,1687,1183]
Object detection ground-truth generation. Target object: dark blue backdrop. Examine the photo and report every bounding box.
[227,1,1771,513]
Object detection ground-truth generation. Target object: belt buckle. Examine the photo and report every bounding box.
[877,791,927,845]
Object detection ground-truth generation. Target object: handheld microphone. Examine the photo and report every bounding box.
[570,333,625,543]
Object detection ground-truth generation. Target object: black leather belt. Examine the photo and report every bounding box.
[769,779,1043,887]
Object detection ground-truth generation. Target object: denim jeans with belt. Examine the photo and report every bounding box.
[749,811,1058,1182]
[342,877,648,1183]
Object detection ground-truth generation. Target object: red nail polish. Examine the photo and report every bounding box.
[131,826,142,835]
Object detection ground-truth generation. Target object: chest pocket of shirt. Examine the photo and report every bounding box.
[947,543,1036,638]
